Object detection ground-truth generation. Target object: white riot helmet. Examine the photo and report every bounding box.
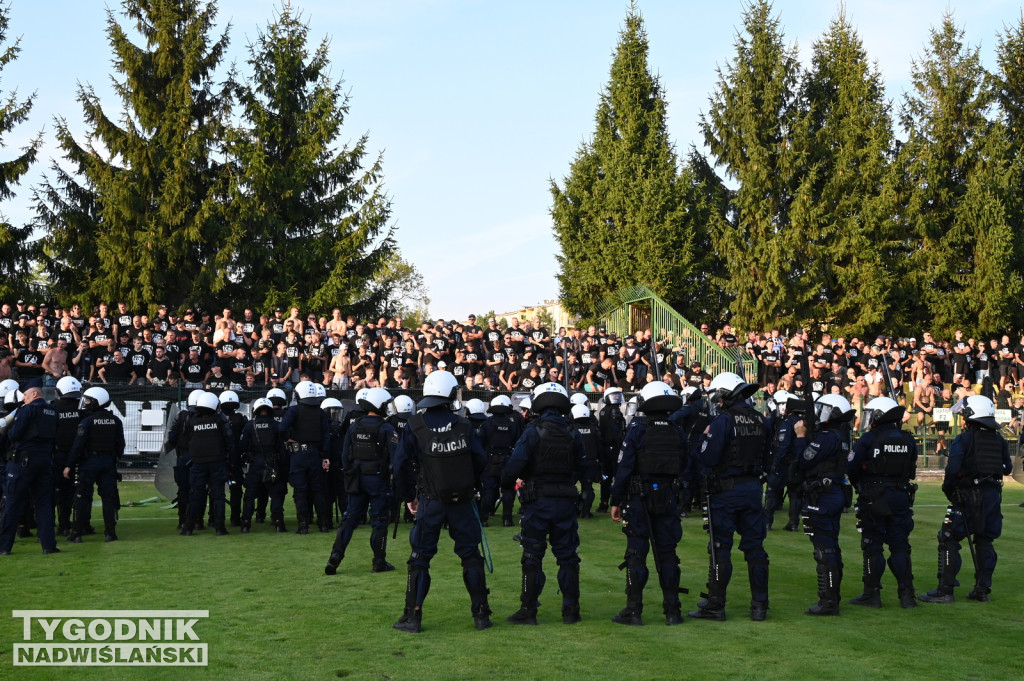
[219,390,240,411]
[0,378,20,399]
[419,370,459,409]
[681,386,699,403]
[56,376,83,399]
[266,387,287,407]
[465,398,488,423]
[321,397,343,411]
[815,394,854,425]
[519,396,532,413]
[571,403,591,421]
[603,387,624,405]
[313,383,327,399]
[570,393,589,407]
[252,397,274,416]
[862,396,904,430]
[531,382,571,414]
[196,391,221,414]
[4,388,24,409]
[488,395,513,415]
[958,394,998,430]
[187,389,207,412]
[295,380,322,406]
[358,387,393,413]
[771,389,794,417]
[708,371,757,406]
[80,386,110,411]
[638,381,682,414]
[392,394,415,417]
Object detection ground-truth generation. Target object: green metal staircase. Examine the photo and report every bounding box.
[594,284,757,381]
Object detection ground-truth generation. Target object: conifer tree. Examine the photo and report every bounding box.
[789,11,905,335]
[551,8,701,320]
[223,2,394,315]
[36,0,232,311]
[700,0,801,331]
[0,4,41,301]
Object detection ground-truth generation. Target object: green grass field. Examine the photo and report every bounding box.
[1,481,1023,680]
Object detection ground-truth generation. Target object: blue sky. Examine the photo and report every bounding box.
[3,1,1020,318]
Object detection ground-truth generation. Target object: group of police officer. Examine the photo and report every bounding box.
[0,368,1013,635]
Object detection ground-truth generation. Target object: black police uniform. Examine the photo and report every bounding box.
[392,405,490,633]
[164,407,195,529]
[238,412,288,532]
[502,408,592,625]
[668,395,710,514]
[597,399,626,511]
[478,411,521,526]
[573,413,601,518]
[182,410,234,535]
[0,395,59,554]
[609,413,689,625]
[847,422,918,607]
[691,399,770,621]
[764,411,803,531]
[326,413,398,573]
[223,407,248,527]
[920,423,1011,602]
[278,403,331,533]
[53,396,84,535]
[66,407,125,541]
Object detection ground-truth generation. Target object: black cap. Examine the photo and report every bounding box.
[158,303,167,310]
[39,302,49,308]
[16,299,24,305]
[275,308,283,313]
[185,308,195,315]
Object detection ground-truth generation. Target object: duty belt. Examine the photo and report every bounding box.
[716,475,758,491]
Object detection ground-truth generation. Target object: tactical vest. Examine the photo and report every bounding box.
[14,402,58,451]
[600,406,625,446]
[228,412,247,446]
[864,426,915,480]
[574,418,601,463]
[86,412,122,455]
[637,419,682,477]
[188,412,226,464]
[351,418,387,475]
[805,428,849,481]
[716,403,765,475]
[248,417,279,462]
[528,421,574,479]
[965,428,1005,479]
[486,415,517,456]
[687,400,711,449]
[55,399,83,453]
[291,405,323,445]
[410,414,476,502]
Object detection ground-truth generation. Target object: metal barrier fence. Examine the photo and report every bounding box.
[45,383,1012,472]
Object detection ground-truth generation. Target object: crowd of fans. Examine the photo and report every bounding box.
[1,298,1021,434]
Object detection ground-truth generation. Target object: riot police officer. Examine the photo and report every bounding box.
[392,370,491,633]
[279,381,331,534]
[920,395,1011,603]
[181,391,234,536]
[690,372,770,622]
[0,386,60,555]
[609,381,689,626]
[478,394,521,527]
[597,387,626,512]
[53,376,84,536]
[571,401,601,519]
[847,396,918,608]
[219,390,248,528]
[164,389,204,531]
[257,387,291,524]
[323,397,348,525]
[326,387,398,574]
[792,394,855,616]
[387,394,415,524]
[502,382,591,625]
[238,398,288,533]
[668,386,710,516]
[764,390,805,531]
[64,387,124,542]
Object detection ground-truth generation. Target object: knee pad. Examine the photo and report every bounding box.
[556,551,581,568]
[521,550,544,569]
[813,545,835,563]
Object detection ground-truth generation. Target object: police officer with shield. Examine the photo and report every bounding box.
[847,396,918,608]
[164,389,204,531]
[392,370,491,633]
[502,382,592,625]
[64,387,124,543]
[919,395,1011,603]
[0,386,60,555]
[610,381,689,626]
[325,387,398,574]
[689,372,770,622]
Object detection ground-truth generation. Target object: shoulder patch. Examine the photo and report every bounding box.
[847,452,855,462]
[802,446,817,461]
[700,440,708,453]
[778,433,786,442]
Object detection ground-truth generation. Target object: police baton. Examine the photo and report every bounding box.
[702,478,718,578]
[955,495,980,575]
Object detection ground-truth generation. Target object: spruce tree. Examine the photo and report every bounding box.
[223,3,394,315]
[700,0,801,331]
[789,11,905,335]
[898,14,1019,334]
[0,4,41,301]
[36,0,232,311]
[551,9,700,321]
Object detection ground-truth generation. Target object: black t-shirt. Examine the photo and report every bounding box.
[148,357,173,381]
[125,349,149,374]
[17,349,44,377]
[103,360,132,383]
